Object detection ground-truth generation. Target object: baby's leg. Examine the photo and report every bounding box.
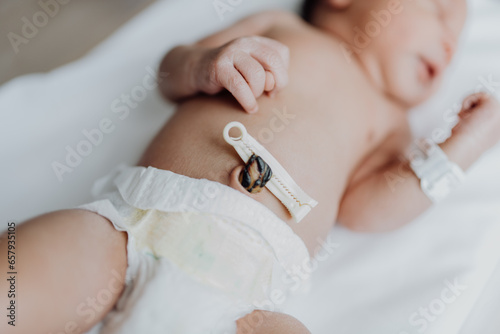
[0,209,127,333]
[237,310,311,334]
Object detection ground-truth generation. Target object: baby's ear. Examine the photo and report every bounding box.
[325,0,353,10]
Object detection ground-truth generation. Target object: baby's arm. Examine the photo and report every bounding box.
[338,93,500,232]
[159,11,296,112]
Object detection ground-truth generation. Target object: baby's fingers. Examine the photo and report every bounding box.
[459,92,499,121]
[249,37,289,94]
[461,93,487,115]
[219,67,258,113]
[233,52,266,99]
[264,71,275,92]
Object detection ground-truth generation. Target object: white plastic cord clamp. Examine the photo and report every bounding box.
[409,139,465,203]
[223,121,318,223]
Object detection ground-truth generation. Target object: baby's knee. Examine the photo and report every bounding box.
[236,310,311,334]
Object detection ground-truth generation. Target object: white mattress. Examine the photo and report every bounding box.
[1,0,499,333]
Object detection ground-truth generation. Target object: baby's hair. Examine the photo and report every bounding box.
[301,0,318,22]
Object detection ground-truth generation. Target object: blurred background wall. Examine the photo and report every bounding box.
[0,0,156,85]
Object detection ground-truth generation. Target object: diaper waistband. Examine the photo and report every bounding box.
[107,165,309,278]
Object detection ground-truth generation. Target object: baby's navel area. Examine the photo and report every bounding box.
[139,95,346,254]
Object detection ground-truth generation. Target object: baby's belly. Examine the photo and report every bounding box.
[140,93,359,253]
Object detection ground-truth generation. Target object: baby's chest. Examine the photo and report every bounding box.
[347,110,411,185]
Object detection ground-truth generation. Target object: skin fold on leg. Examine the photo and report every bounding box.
[0,209,127,334]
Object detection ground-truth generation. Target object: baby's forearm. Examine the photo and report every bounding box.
[338,135,480,232]
[159,45,205,101]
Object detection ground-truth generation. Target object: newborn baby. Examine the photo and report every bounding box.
[2,0,500,333]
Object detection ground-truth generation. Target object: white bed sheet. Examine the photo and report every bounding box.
[0,0,499,333]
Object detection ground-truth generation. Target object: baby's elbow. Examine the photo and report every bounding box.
[338,214,402,233]
[158,82,178,103]
[338,216,372,232]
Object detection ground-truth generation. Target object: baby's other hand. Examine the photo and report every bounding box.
[195,36,290,113]
[451,92,500,152]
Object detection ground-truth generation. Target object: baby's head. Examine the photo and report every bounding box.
[303,0,467,107]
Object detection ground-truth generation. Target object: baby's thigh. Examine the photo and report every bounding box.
[0,209,127,333]
[236,310,311,334]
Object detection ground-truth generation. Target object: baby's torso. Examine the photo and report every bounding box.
[140,19,410,252]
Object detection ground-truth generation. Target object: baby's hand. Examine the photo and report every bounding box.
[194,36,290,113]
[451,92,500,152]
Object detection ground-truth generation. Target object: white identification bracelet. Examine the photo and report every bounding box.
[409,139,465,203]
[223,121,318,223]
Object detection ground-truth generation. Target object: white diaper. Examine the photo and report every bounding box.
[79,165,310,334]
